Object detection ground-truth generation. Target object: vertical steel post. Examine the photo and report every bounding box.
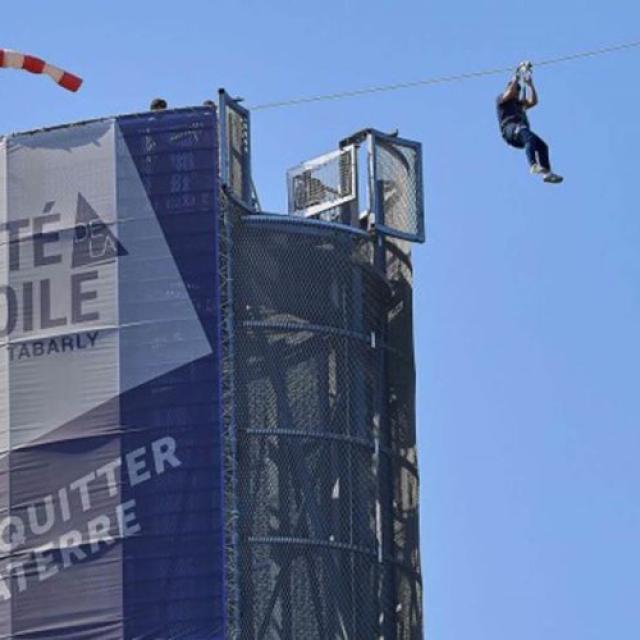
[368,132,398,637]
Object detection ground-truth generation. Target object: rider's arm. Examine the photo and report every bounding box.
[498,77,520,104]
[523,77,539,109]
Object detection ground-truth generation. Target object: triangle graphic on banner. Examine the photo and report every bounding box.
[72,193,128,268]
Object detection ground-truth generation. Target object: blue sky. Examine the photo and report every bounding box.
[2,1,640,638]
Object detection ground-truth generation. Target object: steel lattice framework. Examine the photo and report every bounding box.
[218,94,423,638]
[220,202,422,639]
[220,191,242,640]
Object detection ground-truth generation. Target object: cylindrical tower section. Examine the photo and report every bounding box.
[226,204,421,639]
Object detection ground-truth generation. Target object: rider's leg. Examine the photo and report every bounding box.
[517,128,550,171]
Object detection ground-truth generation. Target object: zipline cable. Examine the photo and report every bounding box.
[251,39,640,112]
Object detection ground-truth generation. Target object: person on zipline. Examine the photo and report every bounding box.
[497,66,563,184]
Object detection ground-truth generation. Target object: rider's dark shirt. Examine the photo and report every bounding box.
[496,95,529,131]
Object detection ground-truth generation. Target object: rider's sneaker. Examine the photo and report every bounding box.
[543,172,564,184]
[530,163,545,175]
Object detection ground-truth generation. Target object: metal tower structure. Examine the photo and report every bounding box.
[219,91,424,639]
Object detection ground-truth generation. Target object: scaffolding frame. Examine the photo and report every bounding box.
[223,208,421,639]
[220,191,242,640]
[368,130,425,243]
[219,89,260,210]
[219,105,423,637]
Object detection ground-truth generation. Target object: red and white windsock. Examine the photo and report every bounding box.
[0,49,82,92]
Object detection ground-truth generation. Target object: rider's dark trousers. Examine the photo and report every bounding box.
[502,123,551,171]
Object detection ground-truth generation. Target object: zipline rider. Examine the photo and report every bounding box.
[497,63,563,184]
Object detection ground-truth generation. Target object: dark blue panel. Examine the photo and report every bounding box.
[117,108,224,640]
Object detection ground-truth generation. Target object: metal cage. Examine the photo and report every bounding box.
[287,146,357,219]
[219,90,255,209]
[369,131,425,243]
[288,129,425,242]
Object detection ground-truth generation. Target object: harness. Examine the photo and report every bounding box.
[501,123,527,148]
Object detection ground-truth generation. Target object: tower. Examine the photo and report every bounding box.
[0,93,424,639]
[219,92,424,639]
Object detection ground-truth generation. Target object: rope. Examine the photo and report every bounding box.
[251,39,640,112]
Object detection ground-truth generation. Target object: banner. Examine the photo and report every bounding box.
[0,108,224,639]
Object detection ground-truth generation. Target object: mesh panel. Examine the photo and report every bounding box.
[226,207,422,639]
[287,147,356,218]
[374,137,424,242]
[385,238,422,640]
[226,104,251,203]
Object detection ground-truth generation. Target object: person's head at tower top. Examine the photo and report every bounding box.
[150,98,167,111]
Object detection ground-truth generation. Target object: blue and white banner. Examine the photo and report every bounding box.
[0,108,225,639]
